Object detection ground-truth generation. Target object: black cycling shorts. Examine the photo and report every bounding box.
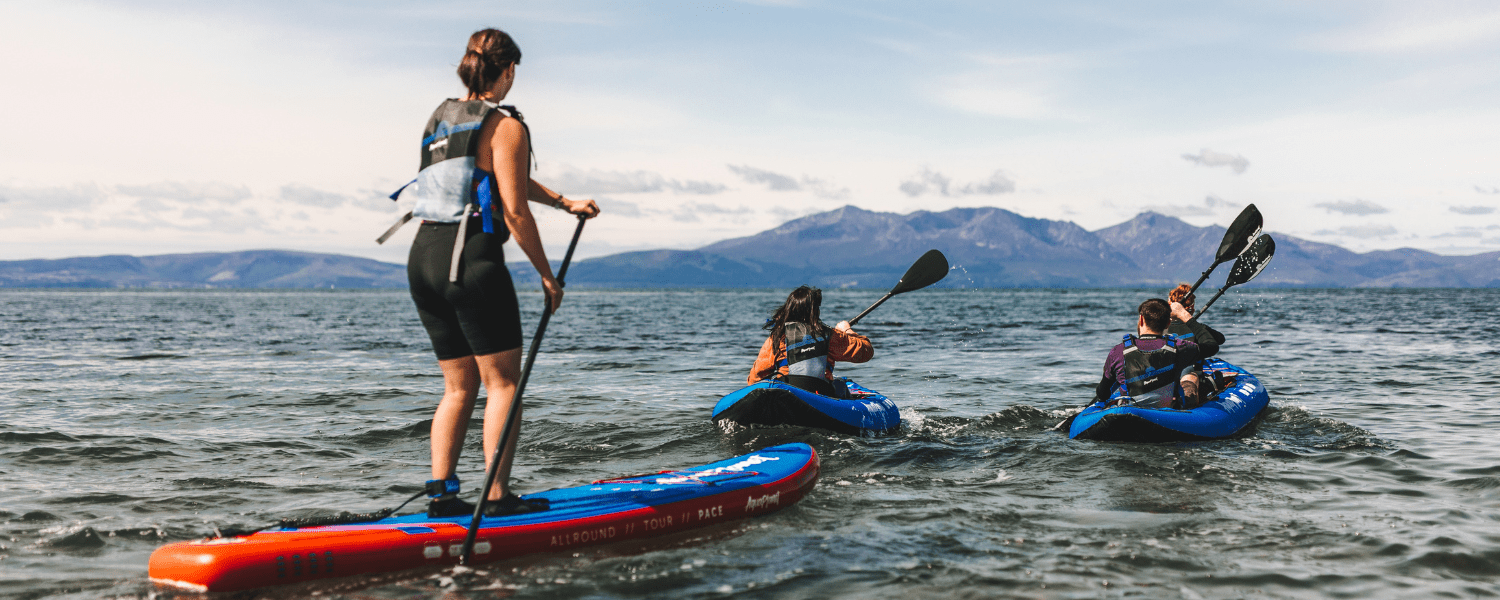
[407,217,523,360]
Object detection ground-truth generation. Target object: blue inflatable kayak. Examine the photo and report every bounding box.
[711,379,900,436]
[1068,358,1269,442]
[150,443,820,592]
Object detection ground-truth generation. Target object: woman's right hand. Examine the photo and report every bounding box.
[1169,301,1193,323]
[542,276,564,312]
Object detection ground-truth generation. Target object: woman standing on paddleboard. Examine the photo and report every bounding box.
[395,28,599,517]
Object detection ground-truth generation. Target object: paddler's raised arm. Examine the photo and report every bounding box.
[831,321,873,363]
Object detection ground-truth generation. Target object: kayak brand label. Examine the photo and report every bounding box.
[550,526,617,548]
[697,505,724,520]
[655,454,781,484]
[745,491,780,511]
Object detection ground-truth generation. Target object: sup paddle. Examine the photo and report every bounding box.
[1186,204,1263,296]
[1191,233,1275,320]
[460,214,588,565]
[847,249,949,326]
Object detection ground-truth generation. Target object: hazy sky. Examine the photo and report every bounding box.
[3,1,1499,263]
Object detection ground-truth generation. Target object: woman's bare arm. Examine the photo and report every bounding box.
[486,116,563,309]
[527,179,600,218]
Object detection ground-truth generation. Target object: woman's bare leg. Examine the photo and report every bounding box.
[430,356,481,481]
[476,348,523,501]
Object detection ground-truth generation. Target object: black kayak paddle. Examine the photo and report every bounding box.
[1192,233,1275,320]
[1187,204,1263,296]
[847,249,949,326]
[460,214,588,565]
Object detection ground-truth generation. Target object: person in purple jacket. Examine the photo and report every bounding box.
[1092,298,1208,409]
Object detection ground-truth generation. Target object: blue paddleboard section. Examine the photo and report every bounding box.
[1068,358,1269,443]
[711,379,900,436]
[294,443,817,531]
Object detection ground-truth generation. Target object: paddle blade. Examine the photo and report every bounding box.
[1215,204,1263,263]
[1225,234,1275,287]
[892,249,949,294]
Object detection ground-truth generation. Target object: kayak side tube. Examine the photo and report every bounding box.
[149,444,820,593]
[1068,358,1270,443]
[710,379,900,436]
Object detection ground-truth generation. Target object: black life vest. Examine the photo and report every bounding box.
[1119,334,1181,407]
[779,322,831,380]
[376,100,531,282]
[1165,322,1195,342]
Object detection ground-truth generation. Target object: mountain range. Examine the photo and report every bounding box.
[3,206,1498,288]
[0,250,406,289]
[534,206,1500,288]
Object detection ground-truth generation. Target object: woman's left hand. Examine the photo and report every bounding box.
[562,197,600,218]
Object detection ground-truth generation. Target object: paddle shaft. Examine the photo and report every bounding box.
[460,215,587,565]
[847,292,893,327]
[1186,260,1224,297]
[1191,285,1232,321]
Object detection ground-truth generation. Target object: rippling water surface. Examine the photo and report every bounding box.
[2,288,1499,599]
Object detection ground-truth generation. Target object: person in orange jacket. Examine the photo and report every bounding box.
[748,285,873,397]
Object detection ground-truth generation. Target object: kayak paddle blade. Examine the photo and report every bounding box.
[1215,204,1263,263]
[891,249,949,295]
[1225,234,1275,287]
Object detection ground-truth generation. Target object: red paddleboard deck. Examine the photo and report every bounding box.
[149,443,819,592]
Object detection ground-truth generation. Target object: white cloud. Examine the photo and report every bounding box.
[926,52,1080,120]
[728,165,850,200]
[1477,185,1500,194]
[1450,205,1495,215]
[1308,7,1500,54]
[116,181,252,205]
[932,86,1059,120]
[0,183,104,210]
[1144,195,1235,217]
[1315,199,1388,215]
[1314,224,1399,239]
[1434,227,1485,238]
[899,168,1015,197]
[1181,149,1249,174]
[279,183,350,208]
[596,198,641,218]
[545,166,725,195]
[728,165,798,191]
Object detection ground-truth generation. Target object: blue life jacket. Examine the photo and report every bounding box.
[376,100,531,282]
[778,322,831,380]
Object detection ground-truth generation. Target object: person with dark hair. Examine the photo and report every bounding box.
[748,286,873,397]
[1166,283,1227,405]
[1091,298,1208,409]
[393,28,600,518]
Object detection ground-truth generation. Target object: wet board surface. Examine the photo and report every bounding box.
[148,443,819,592]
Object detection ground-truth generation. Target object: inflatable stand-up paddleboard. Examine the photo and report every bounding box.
[1068,358,1269,442]
[712,379,900,436]
[149,443,819,592]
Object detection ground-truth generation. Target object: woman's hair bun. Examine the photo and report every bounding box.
[458,28,522,95]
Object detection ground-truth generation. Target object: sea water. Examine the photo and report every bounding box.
[1,288,1497,599]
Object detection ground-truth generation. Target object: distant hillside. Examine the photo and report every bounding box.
[523,206,1500,288]
[0,250,405,288]
[8,207,1499,288]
